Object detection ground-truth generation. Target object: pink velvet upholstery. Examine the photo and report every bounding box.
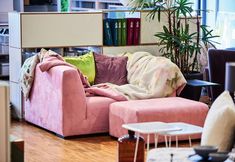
[109,97,209,143]
[25,64,116,137]
[25,63,208,141]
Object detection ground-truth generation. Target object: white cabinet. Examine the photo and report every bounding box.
[9,11,198,119]
[8,11,160,119]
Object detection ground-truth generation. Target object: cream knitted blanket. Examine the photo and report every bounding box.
[86,51,187,100]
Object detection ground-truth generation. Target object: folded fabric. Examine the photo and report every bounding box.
[39,57,90,88]
[85,84,127,101]
[19,48,48,99]
[19,53,40,99]
[19,49,90,100]
[64,52,96,85]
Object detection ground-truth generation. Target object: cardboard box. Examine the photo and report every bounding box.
[0,43,9,54]
[0,63,9,76]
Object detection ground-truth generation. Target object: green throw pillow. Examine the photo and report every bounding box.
[64,52,95,85]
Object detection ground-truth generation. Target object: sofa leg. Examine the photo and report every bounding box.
[55,133,65,139]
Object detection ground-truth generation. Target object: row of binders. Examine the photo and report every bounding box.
[103,18,140,46]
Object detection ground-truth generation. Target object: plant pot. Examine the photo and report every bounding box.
[179,72,203,101]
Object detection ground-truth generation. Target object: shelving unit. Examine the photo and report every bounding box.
[70,0,122,11]
[14,0,58,12]
[0,24,9,80]
[8,10,198,119]
[0,0,12,81]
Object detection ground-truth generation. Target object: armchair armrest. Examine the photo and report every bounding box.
[25,64,87,136]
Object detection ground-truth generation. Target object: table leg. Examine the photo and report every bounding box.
[164,135,168,147]
[189,136,192,147]
[147,134,150,152]
[176,136,178,148]
[169,136,171,148]
[134,133,140,162]
[146,134,150,161]
[154,134,158,148]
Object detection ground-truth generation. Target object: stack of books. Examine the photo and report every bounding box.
[103,18,140,46]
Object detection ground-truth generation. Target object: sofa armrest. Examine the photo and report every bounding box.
[25,64,87,136]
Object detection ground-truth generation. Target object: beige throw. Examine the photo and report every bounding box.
[109,51,187,100]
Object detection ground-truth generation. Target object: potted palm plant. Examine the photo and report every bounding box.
[127,0,218,74]
[123,0,219,100]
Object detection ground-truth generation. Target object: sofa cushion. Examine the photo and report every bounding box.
[86,96,116,132]
[109,97,208,143]
[64,52,96,85]
[201,91,235,151]
[94,53,128,85]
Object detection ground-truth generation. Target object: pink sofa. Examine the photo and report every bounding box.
[25,65,116,137]
[25,63,209,139]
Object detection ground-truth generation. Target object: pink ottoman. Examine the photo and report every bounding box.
[109,97,209,143]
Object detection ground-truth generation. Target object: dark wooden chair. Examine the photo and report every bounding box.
[208,49,235,101]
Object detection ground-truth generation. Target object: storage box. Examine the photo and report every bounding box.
[0,63,9,76]
[0,43,9,54]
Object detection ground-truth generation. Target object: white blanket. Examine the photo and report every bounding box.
[86,52,187,100]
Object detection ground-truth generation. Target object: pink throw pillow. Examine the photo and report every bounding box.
[94,53,128,85]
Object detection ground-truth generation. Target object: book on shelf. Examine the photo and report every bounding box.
[110,19,119,46]
[117,19,122,46]
[133,18,140,45]
[103,19,113,46]
[103,17,140,46]
[121,19,127,46]
[127,18,135,45]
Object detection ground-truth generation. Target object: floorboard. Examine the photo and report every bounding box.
[11,121,200,162]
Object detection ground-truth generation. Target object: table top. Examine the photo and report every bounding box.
[147,148,233,162]
[122,122,182,134]
[158,122,203,136]
[187,79,219,87]
[122,122,202,135]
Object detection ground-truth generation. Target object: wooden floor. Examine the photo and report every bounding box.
[11,121,200,162]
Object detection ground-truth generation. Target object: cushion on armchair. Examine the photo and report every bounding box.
[94,53,128,85]
[64,52,96,85]
[201,91,235,151]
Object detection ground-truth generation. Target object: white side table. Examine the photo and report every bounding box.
[157,122,203,148]
[122,122,182,162]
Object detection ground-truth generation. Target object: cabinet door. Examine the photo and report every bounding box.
[21,13,103,48]
[9,47,22,83]
[140,11,168,44]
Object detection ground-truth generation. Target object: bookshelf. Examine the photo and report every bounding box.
[70,0,122,11]
[0,24,9,80]
[14,0,121,12]
[8,10,198,119]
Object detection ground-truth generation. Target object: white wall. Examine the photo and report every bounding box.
[0,0,14,23]
[13,0,24,12]
[0,0,13,12]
